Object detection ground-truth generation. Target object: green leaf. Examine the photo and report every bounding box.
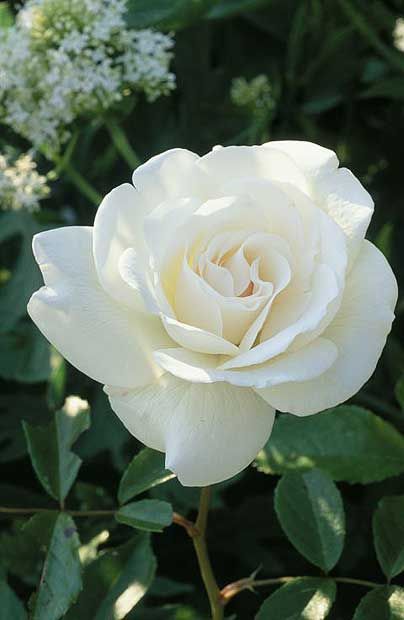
[0,394,48,463]
[27,512,82,620]
[255,577,336,620]
[116,499,173,532]
[275,470,345,571]
[75,386,130,471]
[0,3,13,29]
[207,0,270,20]
[0,211,45,333]
[256,406,404,484]
[0,580,27,620]
[373,495,404,579]
[395,376,404,411]
[0,321,50,383]
[23,396,90,501]
[353,586,404,620]
[125,0,212,30]
[361,78,404,101]
[65,534,156,620]
[118,448,175,504]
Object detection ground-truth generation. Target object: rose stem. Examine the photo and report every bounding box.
[192,487,224,620]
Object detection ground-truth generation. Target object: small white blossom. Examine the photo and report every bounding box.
[0,151,49,212]
[0,0,175,151]
[393,18,404,52]
[231,75,275,112]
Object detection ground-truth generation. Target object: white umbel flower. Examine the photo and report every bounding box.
[0,0,175,151]
[0,152,49,212]
[393,18,404,52]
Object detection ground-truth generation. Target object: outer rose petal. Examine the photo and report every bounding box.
[267,140,339,178]
[93,183,149,311]
[132,148,205,207]
[106,374,275,486]
[197,145,309,194]
[28,227,171,388]
[267,140,373,264]
[257,241,397,415]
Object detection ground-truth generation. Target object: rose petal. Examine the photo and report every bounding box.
[221,263,339,369]
[315,167,374,265]
[257,241,397,414]
[106,374,275,486]
[267,141,373,265]
[132,148,205,207]
[267,140,339,178]
[93,183,149,311]
[144,196,201,266]
[28,227,171,388]
[154,338,337,388]
[161,314,239,355]
[197,145,309,194]
[174,258,223,336]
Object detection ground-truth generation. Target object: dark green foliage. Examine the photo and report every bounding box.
[255,578,336,620]
[118,448,175,504]
[353,586,404,619]
[256,406,404,483]
[116,499,173,532]
[26,512,82,620]
[2,1,404,618]
[373,495,404,580]
[23,398,90,501]
[65,534,156,619]
[0,580,27,620]
[274,470,345,572]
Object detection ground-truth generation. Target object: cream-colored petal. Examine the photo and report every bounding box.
[28,227,170,388]
[118,248,159,314]
[197,145,309,194]
[93,183,149,311]
[200,258,234,296]
[266,140,339,178]
[174,258,223,336]
[132,148,205,207]
[258,241,397,415]
[161,314,239,355]
[144,197,201,265]
[267,141,374,265]
[106,374,275,486]
[223,245,251,295]
[315,167,374,265]
[154,338,337,388]
[222,263,339,369]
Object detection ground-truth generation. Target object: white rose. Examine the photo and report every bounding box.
[28,141,398,486]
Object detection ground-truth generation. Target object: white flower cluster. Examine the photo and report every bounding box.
[231,75,275,113]
[0,0,175,151]
[0,152,49,212]
[394,18,404,52]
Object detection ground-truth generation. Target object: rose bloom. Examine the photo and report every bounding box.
[28,142,398,486]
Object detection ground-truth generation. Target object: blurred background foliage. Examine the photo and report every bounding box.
[1,0,404,618]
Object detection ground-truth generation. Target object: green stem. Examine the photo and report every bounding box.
[192,488,223,620]
[220,574,382,605]
[62,161,102,206]
[41,144,102,206]
[105,119,141,170]
[0,506,115,517]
